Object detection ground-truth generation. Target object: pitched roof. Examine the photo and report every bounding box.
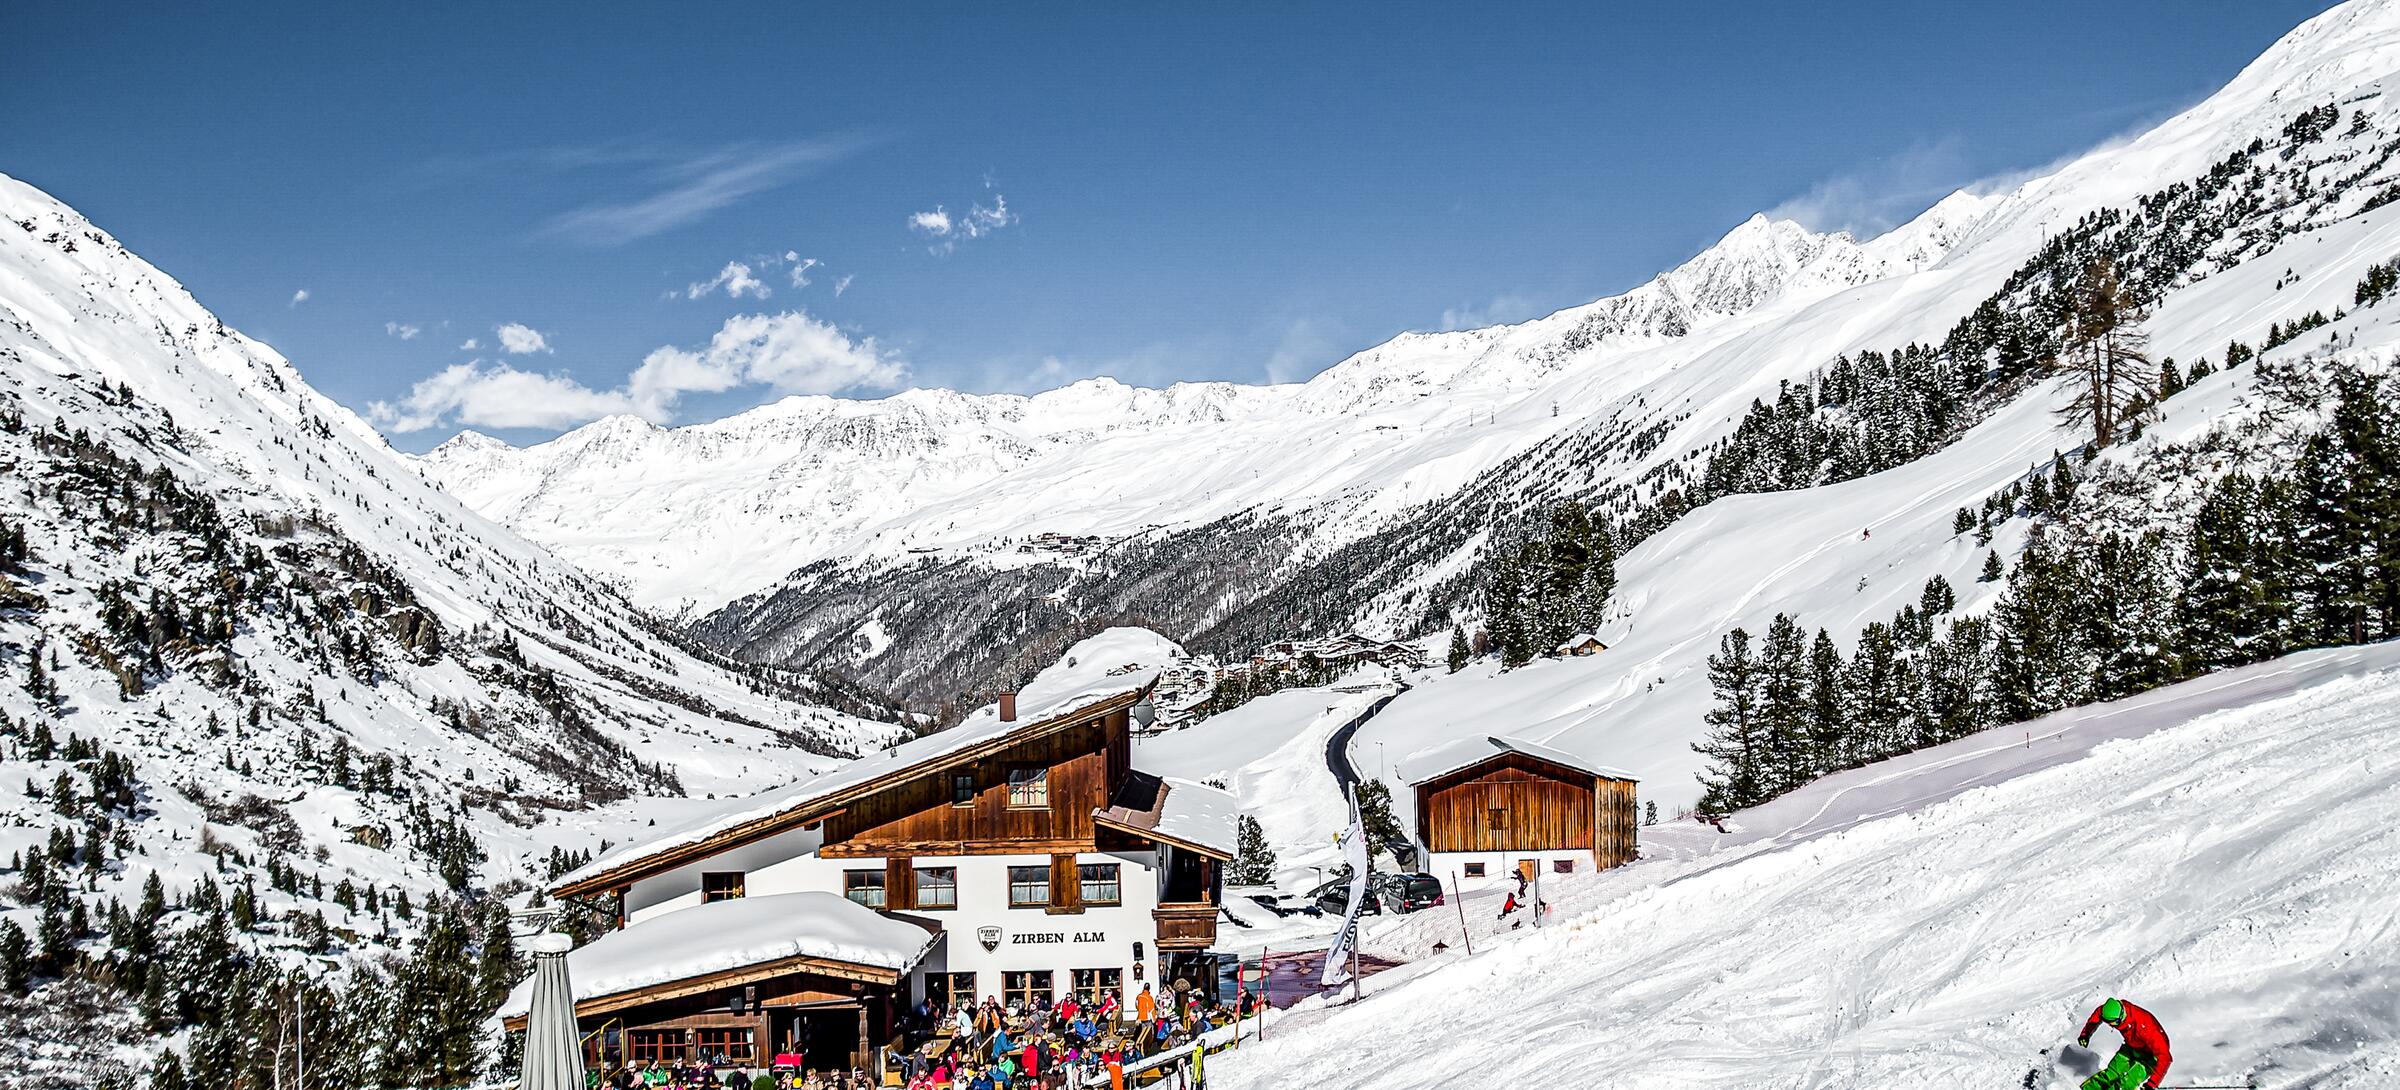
[1093,773,1240,860]
[496,893,938,1020]
[1397,734,1639,786]
[553,672,1158,898]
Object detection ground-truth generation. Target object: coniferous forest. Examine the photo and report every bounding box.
[1692,334,2400,813]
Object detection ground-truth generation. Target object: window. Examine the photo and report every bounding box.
[952,773,976,807]
[1002,969,1053,1010]
[1007,865,1050,908]
[701,871,745,903]
[844,869,886,909]
[1079,863,1121,906]
[1487,807,1506,830]
[925,971,977,1010]
[914,866,958,910]
[695,1028,753,1065]
[1462,862,1486,878]
[1070,967,1122,1004]
[628,1030,686,1064]
[1006,766,1049,809]
[1553,859,1576,874]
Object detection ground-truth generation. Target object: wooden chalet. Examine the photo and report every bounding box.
[530,668,1241,1081]
[1400,734,1638,881]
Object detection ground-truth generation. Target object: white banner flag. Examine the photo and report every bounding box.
[1320,784,1371,988]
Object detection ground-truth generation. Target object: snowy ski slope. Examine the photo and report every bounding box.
[1206,643,2400,1090]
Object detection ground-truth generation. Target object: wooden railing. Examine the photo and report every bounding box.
[1152,903,1217,949]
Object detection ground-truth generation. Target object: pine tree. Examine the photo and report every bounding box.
[1844,622,1911,763]
[1921,616,1995,744]
[1753,614,1811,797]
[0,919,28,994]
[1805,628,1848,776]
[1920,574,1956,616]
[1991,530,2089,721]
[2083,532,2175,699]
[1230,815,1276,884]
[1980,550,2005,583]
[1353,780,1404,860]
[2055,257,2154,447]
[149,1050,189,1090]
[1952,507,1975,536]
[1693,628,1766,812]
[1445,625,1469,674]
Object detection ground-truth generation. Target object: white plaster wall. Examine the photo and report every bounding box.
[624,842,1166,1005]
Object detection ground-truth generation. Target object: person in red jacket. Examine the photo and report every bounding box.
[2077,997,2172,1090]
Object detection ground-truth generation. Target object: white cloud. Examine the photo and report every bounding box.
[1767,136,1972,237]
[370,311,905,434]
[460,338,480,350]
[1439,294,1541,332]
[909,207,954,236]
[384,321,422,341]
[289,289,309,307]
[367,361,637,433]
[834,274,854,297]
[534,137,866,245]
[1264,317,1341,385]
[686,261,771,300]
[496,322,552,354]
[625,311,904,419]
[911,192,1016,255]
[788,257,820,289]
[963,195,1015,237]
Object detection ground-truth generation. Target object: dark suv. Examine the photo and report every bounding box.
[1379,872,1445,913]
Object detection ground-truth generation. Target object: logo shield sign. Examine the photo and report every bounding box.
[977,926,1002,952]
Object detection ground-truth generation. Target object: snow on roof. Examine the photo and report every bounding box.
[1152,777,1240,858]
[497,893,936,1019]
[1556,633,1606,649]
[555,628,1183,891]
[1398,734,1638,786]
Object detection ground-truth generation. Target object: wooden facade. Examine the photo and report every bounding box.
[1414,751,1638,868]
[553,691,1147,900]
[818,713,1129,858]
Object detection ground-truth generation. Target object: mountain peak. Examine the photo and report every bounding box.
[431,429,512,456]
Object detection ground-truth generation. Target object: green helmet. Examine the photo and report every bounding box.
[2100,998,2125,1024]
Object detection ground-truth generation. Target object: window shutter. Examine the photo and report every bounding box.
[887,856,914,911]
[1048,852,1082,914]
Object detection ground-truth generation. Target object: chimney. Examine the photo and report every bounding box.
[999,692,1017,722]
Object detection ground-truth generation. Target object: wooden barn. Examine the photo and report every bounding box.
[1399,735,1637,882]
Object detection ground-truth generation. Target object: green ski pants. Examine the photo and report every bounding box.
[2080,1049,2152,1090]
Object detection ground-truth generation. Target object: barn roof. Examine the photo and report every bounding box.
[1398,734,1639,786]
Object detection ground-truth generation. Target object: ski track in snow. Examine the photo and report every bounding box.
[1206,646,2400,1090]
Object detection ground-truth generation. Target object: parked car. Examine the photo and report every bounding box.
[1378,872,1445,913]
[1309,876,1380,917]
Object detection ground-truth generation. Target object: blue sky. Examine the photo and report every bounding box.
[5,1,2340,450]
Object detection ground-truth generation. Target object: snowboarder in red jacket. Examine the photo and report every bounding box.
[2077,997,2172,1090]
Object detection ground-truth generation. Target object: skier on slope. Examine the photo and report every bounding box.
[2075,997,2172,1090]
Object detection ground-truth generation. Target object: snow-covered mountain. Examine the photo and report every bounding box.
[444,0,2400,808]
[416,197,1987,616]
[0,170,907,975]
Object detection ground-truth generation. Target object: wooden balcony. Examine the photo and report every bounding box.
[1152,902,1218,950]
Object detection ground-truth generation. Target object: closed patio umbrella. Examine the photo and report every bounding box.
[522,933,586,1090]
